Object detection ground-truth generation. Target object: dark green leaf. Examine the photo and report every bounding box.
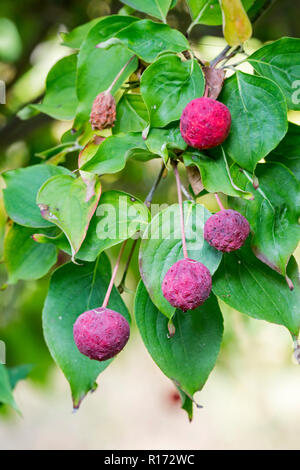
[135,281,223,408]
[146,123,187,161]
[141,56,205,128]
[220,71,288,171]
[37,174,101,260]
[213,242,300,336]
[113,94,148,134]
[33,55,78,120]
[183,146,252,198]
[115,20,189,63]
[266,122,300,181]
[139,201,222,318]
[2,164,71,228]
[43,254,130,408]
[248,37,300,110]
[230,162,300,276]
[4,224,57,284]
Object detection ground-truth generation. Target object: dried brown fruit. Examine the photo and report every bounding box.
[90,92,116,131]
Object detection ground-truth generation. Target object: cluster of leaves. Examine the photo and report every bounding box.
[1,0,300,419]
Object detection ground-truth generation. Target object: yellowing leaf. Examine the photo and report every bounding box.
[219,0,252,46]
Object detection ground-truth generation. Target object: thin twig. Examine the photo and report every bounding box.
[173,161,188,259]
[145,162,166,208]
[118,162,166,292]
[118,239,138,294]
[220,46,242,65]
[210,45,231,67]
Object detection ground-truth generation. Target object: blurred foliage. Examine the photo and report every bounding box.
[0,0,299,411]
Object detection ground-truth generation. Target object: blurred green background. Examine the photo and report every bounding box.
[0,0,299,450]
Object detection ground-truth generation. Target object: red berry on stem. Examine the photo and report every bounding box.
[73,307,130,362]
[204,209,250,252]
[162,258,212,312]
[180,97,231,149]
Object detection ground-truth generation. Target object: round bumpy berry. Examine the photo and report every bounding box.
[180,97,231,149]
[73,307,130,362]
[204,209,250,252]
[162,258,212,312]
[90,92,116,131]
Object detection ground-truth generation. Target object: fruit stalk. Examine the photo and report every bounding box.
[214,193,225,211]
[118,162,166,292]
[102,240,128,309]
[172,161,188,259]
[106,55,136,94]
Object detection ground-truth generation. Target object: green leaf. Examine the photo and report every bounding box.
[186,0,254,27]
[115,20,189,63]
[220,71,288,172]
[61,19,100,49]
[38,190,150,262]
[4,224,57,284]
[32,55,78,121]
[36,142,81,162]
[113,94,148,134]
[2,164,72,228]
[77,190,149,261]
[141,56,204,128]
[213,242,300,336]
[37,174,101,260]
[146,123,187,161]
[183,146,252,198]
[248,37,300,111]
[135,281,223,410]
[139,201,222,318]
[177,388,194,421]
[43,254,130,408]
[0,365,18,412]
[80,133,155,174]
[230,162,300,277]
[119,0,172,22]
[75,16,139,128]
[266,122,300,181]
